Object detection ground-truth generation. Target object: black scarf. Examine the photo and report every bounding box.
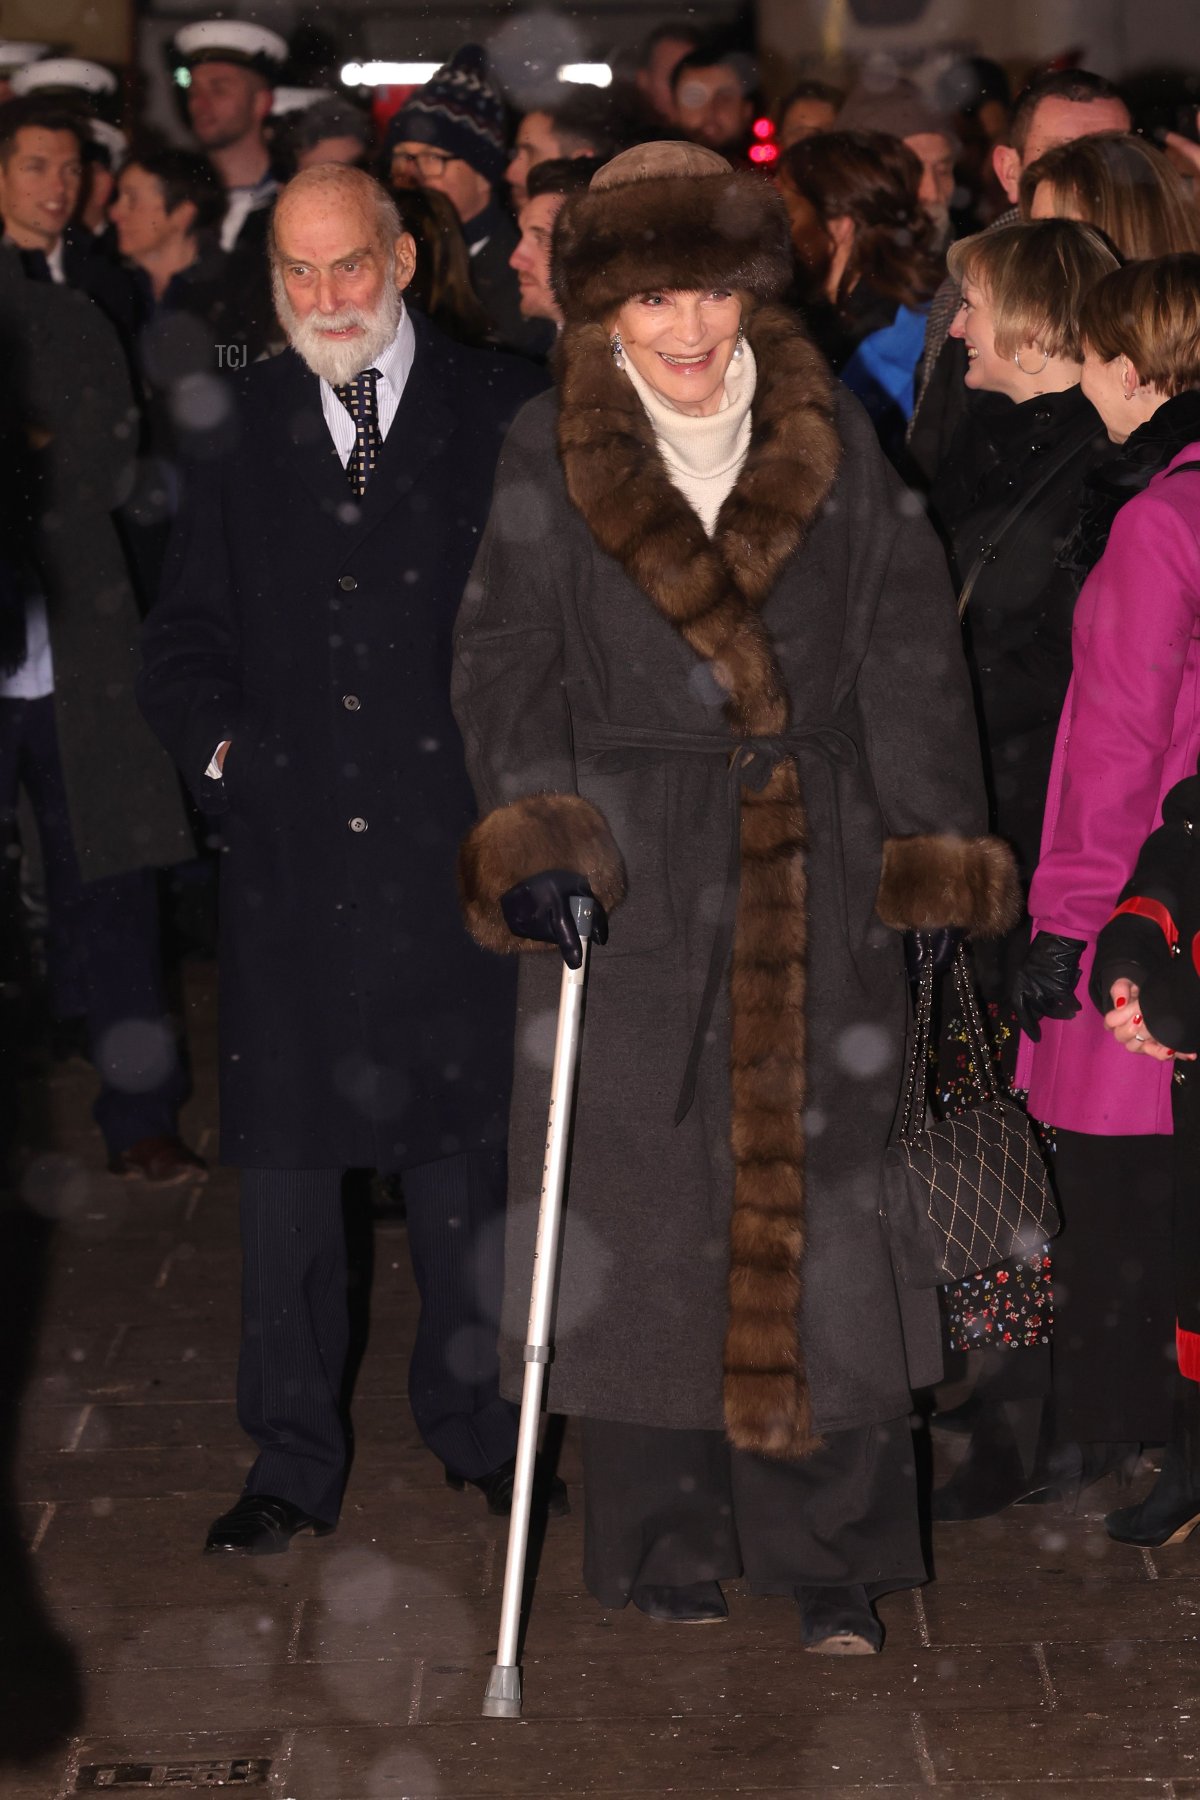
[1057,388,1200,587]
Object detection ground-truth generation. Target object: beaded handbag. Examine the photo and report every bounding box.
[881,947,1059,1289]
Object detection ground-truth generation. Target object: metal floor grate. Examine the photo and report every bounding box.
[75,1761,271,1790]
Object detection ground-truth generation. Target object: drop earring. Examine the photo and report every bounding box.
[732,323,745,360]
[610,330,626,371]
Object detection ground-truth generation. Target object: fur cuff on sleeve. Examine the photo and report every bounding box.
[875,833,1020,937]
[459,793,627,953]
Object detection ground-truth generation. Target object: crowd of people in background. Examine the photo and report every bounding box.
[5,14,1200,1645]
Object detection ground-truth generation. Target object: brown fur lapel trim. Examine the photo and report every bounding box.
[875,834,1021,936]
[459,794,627,953]
[557,303,841,732]
[558,304,840,1457]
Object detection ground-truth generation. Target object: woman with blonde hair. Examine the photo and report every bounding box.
[1022,132,1200,260]
[1014,255,1200,1509]
[938,220,1119,893]
[927,219,1119,1520]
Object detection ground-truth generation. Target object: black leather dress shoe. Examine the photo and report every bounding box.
[444,1455,570,1518]
[204,1493,335,1556]
[632,1581,728,1623]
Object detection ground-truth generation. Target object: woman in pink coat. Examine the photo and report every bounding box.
[1014,255,1200,1477]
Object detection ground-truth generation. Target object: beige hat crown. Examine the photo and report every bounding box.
[590,141,732,189]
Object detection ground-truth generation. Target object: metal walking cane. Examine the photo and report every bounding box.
[482,893,595,1720]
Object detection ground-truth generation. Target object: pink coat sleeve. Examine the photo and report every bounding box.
[1028,492,1200,940]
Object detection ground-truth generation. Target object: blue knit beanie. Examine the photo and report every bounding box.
[386,45,506,185]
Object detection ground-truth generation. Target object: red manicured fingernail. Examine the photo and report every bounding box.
[1133,1013,1143,1025]
[1115,996,1127,1006]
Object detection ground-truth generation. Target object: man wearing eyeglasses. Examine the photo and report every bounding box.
[385,45,549,359]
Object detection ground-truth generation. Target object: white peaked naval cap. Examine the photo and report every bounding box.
[89,119,129,166]
[271,86,336,115]
[0,42,51,75]
[174,21,288,70]
[11,56,118,97]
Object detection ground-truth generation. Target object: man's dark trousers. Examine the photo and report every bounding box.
[238,1146,519,1522]
[0,695,186,1152]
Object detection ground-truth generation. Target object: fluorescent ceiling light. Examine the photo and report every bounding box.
[341,57,612,89]
[341,61,440,86]
[558,62,612,87]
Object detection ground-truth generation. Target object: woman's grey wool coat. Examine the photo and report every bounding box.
[452,303,1016,1449]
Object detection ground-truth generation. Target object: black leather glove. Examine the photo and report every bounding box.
[904,928,965,984]
[500,868,608,969]
[1011,932,1086,1042]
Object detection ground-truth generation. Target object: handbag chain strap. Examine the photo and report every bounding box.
[896,945,998,1143]
[898,956,934,1141]
[951,949,1000,1105]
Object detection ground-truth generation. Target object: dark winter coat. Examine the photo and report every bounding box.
[465,201,553,362]
[1092,762,1200,1373]
[0,250,190,880]
[137,312,545,1169]
[121,242,273,611]
[802,282,929,467]
[453,302,1018,1454]
[930,384,1109,889]
[60,223,140,345]
[1092,764,1200,1056]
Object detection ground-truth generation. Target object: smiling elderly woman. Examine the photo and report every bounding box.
[451,143,1017,1654]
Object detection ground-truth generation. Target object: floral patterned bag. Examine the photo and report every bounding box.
[935,975,1054,1350]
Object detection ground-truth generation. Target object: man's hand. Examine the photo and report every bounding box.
[205,741,231,782]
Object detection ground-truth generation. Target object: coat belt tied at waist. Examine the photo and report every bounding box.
[574,721,860,1123]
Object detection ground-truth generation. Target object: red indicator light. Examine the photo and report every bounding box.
[752,116,773,139]
[749,142,779,164]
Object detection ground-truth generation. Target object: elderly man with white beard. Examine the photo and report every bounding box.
[137,165,552,1555]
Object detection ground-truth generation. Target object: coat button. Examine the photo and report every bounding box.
[349,816,368,833]
[342,694,361,711]
[339,574,357,592]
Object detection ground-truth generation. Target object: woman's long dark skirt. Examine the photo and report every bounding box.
[1051,1128,1176,1444]
[580,1415,925,1607]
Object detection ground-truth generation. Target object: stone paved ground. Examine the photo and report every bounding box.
[4,966,1200,1798]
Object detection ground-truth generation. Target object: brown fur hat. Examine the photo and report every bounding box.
[551,141,794,327]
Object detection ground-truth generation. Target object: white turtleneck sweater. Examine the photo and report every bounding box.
[624,343,757,536]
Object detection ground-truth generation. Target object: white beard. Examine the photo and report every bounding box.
[274,267,403,386]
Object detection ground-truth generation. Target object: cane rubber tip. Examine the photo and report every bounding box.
[482,1696,521,1719]
[482,1665,521,1719]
